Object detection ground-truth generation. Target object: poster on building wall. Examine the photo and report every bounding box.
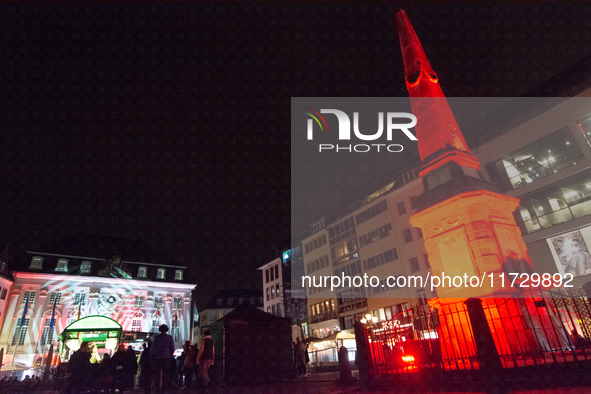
[548,229,591,277]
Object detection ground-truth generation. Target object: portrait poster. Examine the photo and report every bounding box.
[548,229,591,277]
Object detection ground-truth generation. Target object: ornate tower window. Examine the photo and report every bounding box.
[156,268,165,279]
[49,292,62,305]
[74,293,86,306]
[173,297,182,308]
[135,296,145,308]
[22,291,35,305]
[138,266,147,279]
[154,296,164,309]
[55,259,68,272]
[12,318,29,346]
[41,317,55,345]
[80,261,92,274]
[174,270,183,281]
[30,256,43,270]
[131,313,143,332]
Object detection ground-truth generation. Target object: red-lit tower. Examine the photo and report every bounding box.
[397,9,556,361]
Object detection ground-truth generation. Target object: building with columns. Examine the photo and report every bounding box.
[0,250,196,369]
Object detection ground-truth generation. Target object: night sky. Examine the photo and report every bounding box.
[4,2,591,307]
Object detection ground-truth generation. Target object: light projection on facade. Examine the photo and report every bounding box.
[0,252,196,369]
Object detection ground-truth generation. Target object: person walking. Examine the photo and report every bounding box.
[183,341,197,389]
[111,344,127,393]
[196,330,215,388]
[64,342,92,394]
[124,346,138,391]
[294,337,307,378]
[100,353,114,394]
[151,325,176,394]
[139,343,152,394]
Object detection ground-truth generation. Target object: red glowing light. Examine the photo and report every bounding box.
[402,355,415,363]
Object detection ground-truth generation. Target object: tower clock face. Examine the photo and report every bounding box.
[426,165,452,191]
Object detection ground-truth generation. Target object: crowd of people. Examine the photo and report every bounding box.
[0,375,42,393]
[63,324,214,394]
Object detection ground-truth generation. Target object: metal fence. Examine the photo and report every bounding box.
[362,288,591,376]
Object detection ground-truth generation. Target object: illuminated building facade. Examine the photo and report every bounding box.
[473,96,591,290]
[0,268,14,335]
[302,167,436,337]
[259,247,307,325]
[0,251,195,369]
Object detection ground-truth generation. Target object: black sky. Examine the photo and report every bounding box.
[4,2,591,307]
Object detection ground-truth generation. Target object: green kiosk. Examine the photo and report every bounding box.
[60,316,122,362]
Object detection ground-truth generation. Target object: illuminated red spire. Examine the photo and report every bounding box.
[396,10,479,175]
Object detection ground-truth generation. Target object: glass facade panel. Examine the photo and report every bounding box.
[579,116,591,148]
[487,127,584,191]
[516,170,591,234]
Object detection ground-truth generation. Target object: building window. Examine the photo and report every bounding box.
[274,265,279,280]
[271,286,275,300]
[155,297,164,309]
[356,200,388,224]
[74,293,86,306]
[276,283,280,298]
[266,288,270,301]
[156,269,165,279]
[41,317,55,346]
[227,297,234,306]
[174,270,183,281]
[270,267,274,282]
[410,257,420,273]
[172,326,180,342]
[22,291,35,305]
[12,318,29,346]
[134,296,145,308]
[515,170,591,234]
[403,229,413,244]
[80,261,92,274]
[258,297,263,304]
[132,319,141,332]
[238,297,244,305]
[486,126,583,191]
[397,201,407,216]
[249,297,255,305]
[0,288,6,300]
[416,289,428,305]
[399,167,419,185]
[358,224,392,248]
[362,248,398,271]
[271,304,276,315]
[216,298,222,306]
[173,297,182,308]
[267,306,271,313]
[30,256,43,270]
[265,269,270,283]
[138,266,147,279]
[150,319,159,333]
[49,292,62,305]
[410,195,419,210]
[55,259,68,272]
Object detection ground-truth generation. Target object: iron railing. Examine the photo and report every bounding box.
[362,288,591,375]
